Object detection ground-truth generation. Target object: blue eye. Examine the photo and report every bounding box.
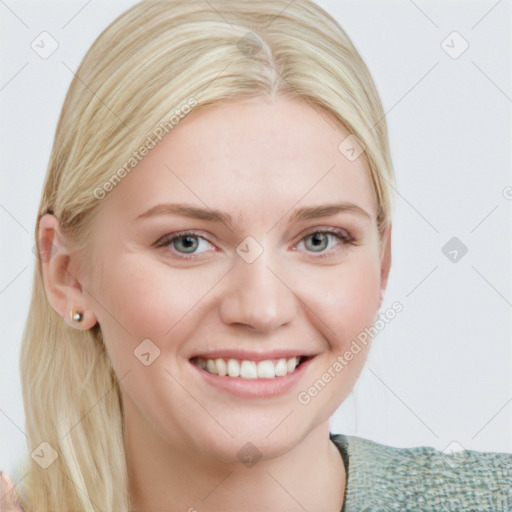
[154,231,213,258]
[154,228,355,260]
[298,228,354,256]
[172,234,201,253]
[304,232,332,252]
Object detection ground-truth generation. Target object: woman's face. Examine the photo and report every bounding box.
[82,95,391,461]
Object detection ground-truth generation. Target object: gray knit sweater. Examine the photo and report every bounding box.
[330,433,512,512]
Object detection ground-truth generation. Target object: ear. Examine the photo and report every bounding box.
[378,223,392,309]
[37,213,98,330]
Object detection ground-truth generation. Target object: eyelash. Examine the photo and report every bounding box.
[153,228,357,261]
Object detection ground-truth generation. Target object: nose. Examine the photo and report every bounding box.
[219,250,298,333]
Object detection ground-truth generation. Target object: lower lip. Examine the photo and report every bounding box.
[190,357,315,399]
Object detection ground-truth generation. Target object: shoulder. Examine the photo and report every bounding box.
[330,433,512,511]
[0,471,25,511]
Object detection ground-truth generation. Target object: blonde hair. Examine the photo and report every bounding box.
[16,1,395,509]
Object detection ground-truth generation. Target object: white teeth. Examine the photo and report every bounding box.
[227,359,240,377]
[216,358,227,376]
[275,358,288,376]
[287,357,298,373]
[195,356,303,378]
[206,359,216,374]
[257,360,275,378]
[240,360,258,379]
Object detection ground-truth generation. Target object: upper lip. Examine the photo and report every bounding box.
[190,349,316,362]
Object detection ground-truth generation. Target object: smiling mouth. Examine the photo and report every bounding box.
[191,356,312,379]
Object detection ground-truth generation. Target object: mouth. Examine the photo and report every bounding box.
[190,355,314,379]
[189,351,317,399]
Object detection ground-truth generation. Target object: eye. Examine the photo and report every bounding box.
[153,231,214,259]
[153,227,356,261]
[296,228,355,256]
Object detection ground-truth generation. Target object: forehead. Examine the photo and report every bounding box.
[101,95,376,225]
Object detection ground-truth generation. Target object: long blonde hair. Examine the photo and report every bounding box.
[16,1,395,509]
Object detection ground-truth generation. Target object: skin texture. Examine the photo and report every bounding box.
[39,95,391,511]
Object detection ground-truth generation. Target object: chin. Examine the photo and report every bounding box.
[187,413,319,466]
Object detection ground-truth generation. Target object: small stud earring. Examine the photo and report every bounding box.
[71,310,84,322]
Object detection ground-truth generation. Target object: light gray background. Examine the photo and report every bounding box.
[1,0,511,476]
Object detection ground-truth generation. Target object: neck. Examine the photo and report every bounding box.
[124,414,345,512]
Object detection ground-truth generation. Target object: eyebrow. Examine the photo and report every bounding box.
[135,201,372,227]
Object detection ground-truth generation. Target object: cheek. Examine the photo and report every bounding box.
[92,254,221,353]
[290,256,382,425]
[297,255,382,414]
[295,251,382,346]
[340,257,382,336]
